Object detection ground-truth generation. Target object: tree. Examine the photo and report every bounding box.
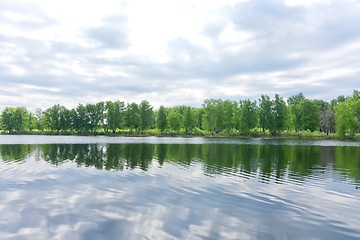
[74,104,87,133]
[259,95,275,134]
[0,107,15,133]
[28,112,37,132]
[287,93,305,131]
[273,94,287,133]
[167,111,182,133]
[125,103,141,132]
[35,108,46,132]
[140,100,154,131]
[335,101,358,138]
[331,95,348,108]
[86,102,105,133]
[319,106,335,135]
[13,107,29,133]
[223,100,236,132]
[183,106,196,134]
[298,99,319,131]
[44,104,62,132]
[237,99,257,135]
[258,94,287,135]
[202,99,224,132]
[106,101,125,133]
[157,106,167,133]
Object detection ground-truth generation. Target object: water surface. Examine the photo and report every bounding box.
[0,136,359,239]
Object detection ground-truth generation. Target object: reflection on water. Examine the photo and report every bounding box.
[1,142,360,239]
[1,143,359,185]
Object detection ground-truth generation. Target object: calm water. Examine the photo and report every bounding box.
[0,136,360,239]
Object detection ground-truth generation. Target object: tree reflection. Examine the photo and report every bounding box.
[0,143,359,185]
[0,144,34,163]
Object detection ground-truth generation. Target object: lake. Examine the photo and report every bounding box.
[0,136,360,239]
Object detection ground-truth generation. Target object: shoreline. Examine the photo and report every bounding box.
[1,131,359,141]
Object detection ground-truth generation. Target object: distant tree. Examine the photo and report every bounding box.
[0,107,15,133]
[273,94,287,133]
[223,100,236,132]
[75,104,87,133]
[106,101,125,133]
[28,112,37,132]
[86,102,105,133]
[167,111,182,133]
[44,104,62,132]
[35,108,46,132]
[195,108,205,130]
[298,99,319,131]
[258,94,287,135]
[125,103,141,132]
[237,99,257,135]
[259,95,275,134]
[331,95,348,108]
[202,99,224,132]
[335,101,358,138]
[287,93,305,105]
[319,106,335,135]
[157,106,167,133]
[12,107,29,133]
[140,100,154,131]
[183,106,196,134]
[287,93,305,131]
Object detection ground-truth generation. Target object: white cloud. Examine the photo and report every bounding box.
[0,0,359,112]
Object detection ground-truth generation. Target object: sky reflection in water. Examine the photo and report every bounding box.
[0,137,360,240]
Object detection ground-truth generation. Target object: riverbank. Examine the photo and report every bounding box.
[1,130,359,141]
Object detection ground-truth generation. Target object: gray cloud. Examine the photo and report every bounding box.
[0,0,359,111]
[85,16,129,49]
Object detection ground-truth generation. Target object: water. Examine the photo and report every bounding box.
[0,136,360,239]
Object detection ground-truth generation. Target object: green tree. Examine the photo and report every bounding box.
[287,93,305,131]
[35,108,46,132]
[74,104,87,133]
[157,106,167,133]
[13,107,29,133]
[28,112,37,132]
[259,95,275,134]
[273,94,287,133]
[140,100,154,131]
[202,99,224,132]
[125,103,141,132]
[183,106,196,134]
[298,99,319,131]
[44,104,63,132]
[86,102,105,133]
[223,100,236,132]
[168,111,182,133]
[335,101,358,138]
[106,101,125,133]
[237,99,257,135]
[0,107,15,133]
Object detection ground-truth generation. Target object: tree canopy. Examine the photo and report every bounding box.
[1,90,359,138]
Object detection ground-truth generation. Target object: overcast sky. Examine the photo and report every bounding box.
[0,0,359,111]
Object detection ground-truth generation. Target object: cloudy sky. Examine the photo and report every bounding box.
[0,0,359,111]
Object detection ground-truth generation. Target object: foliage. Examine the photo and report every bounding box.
[1,90,360,139]
[125,103,141,132]
[183,106,197,134]
[157,106,167,133]
[140,100,154,131]
[167,111,182,133]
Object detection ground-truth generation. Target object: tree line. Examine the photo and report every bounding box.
[1,90,359,138]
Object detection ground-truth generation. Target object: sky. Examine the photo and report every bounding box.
[0,0,359,111]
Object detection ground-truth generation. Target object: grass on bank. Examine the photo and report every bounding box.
[0,127,358,140]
